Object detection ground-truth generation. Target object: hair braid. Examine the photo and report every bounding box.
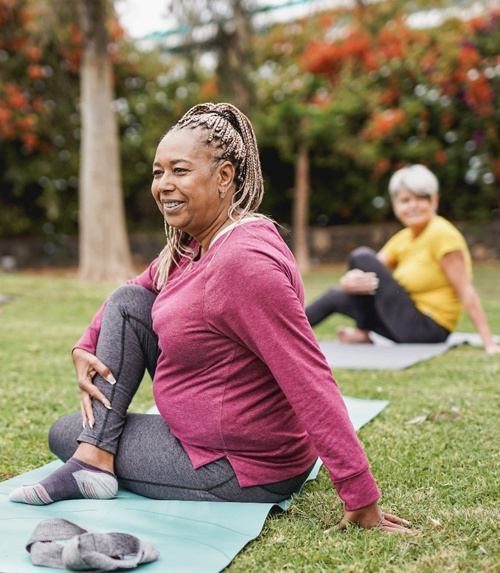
[155,103,266,290]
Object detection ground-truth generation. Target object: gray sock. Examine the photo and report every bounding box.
[9,457,118,505]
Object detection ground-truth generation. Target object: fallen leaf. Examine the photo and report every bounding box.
[405,415,427,425]
[429,518,442,527]
[431,410,443,422]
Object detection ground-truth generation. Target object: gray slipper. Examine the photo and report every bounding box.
[26,518,159,570]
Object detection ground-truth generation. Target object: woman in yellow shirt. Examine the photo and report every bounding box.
[306,165,500,354]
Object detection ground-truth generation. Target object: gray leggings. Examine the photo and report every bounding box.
[306,247,450,343]
[49,285,314,503]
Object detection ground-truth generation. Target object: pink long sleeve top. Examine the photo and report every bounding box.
[75,220,380,511]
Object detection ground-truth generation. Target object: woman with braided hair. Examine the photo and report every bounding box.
[10,103,411,533]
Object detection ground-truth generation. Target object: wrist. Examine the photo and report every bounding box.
[343,500,383,528]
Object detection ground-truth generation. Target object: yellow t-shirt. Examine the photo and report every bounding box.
[381,216,472,332]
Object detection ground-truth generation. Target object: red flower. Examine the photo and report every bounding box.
[455,45,481,81]
[465,75,494,117]
[27,46,42,63]
[301,41,342,75]
[319,14,335,29]
[441,114,454,129]
[109,19,125,41]
[69,24,84,46]
[9,91,28,110]
[381,87,400,106]
[15,115,35,131]
[0,107,11,125]
[27,65,45,80]
[201,80,218,99]
[362,109,405,140]
[435,150,448,164]
[492,159,500,179]
[374,158,391,177]
[19,8,32,23]
[21,132,38,150]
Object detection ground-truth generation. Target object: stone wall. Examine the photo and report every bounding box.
[1,221,499,271]
[306,221,500,265]
[0,234,164,271]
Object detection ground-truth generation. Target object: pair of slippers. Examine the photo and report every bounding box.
[26,518,159,571]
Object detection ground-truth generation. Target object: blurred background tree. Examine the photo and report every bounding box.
[1,0,499,271]
[254,1,500,227]
[0,0,80,238]
[164,0,256,113]
[76,0,134,281]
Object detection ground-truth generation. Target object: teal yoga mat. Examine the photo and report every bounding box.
[0,396,388,573]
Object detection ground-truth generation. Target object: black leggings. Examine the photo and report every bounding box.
[305,247,450,343]
[49,285,314,502]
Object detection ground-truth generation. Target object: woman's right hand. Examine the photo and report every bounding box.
[340,269,379,295]
[72,348,115,429]
[340,501,414,533]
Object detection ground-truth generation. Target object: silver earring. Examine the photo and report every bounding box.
[219,191,226,199]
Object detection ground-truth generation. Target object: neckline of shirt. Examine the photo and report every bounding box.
[408,214,438,242]
[207,216,261,250]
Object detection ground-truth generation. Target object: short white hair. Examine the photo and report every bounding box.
[388,164,439,200]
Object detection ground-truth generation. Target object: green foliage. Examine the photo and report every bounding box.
[113,46,212,230]
[253,2,500,225]
[1,0,500,235]
[1,264,500,571]
[0,0,79,236]
[0,0,207,238]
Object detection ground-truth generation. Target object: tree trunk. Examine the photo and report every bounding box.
[77,0,134,282]
[216,0,254,113]
[292,139,311,275]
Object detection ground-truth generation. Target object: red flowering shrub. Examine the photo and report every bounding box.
[255,1,500,223]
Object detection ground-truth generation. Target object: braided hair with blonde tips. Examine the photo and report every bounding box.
[154,102,267,290]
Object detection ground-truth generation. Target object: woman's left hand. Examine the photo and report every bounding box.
[485,342,500,355]
[340,501,414,533]
[340,269,379,295]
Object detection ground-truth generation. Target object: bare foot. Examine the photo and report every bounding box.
[337,326,373,344]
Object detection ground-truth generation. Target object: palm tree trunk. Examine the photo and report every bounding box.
[292,134,311,274]
[216,0,254,113]
[77,0,134,281]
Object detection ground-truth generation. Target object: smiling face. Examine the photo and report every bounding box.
[151,128,235,248]
[392,188,438,235]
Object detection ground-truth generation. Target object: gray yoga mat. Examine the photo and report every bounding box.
[318,332,500,370]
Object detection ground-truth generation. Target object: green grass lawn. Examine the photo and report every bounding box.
[1,265,499,572]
